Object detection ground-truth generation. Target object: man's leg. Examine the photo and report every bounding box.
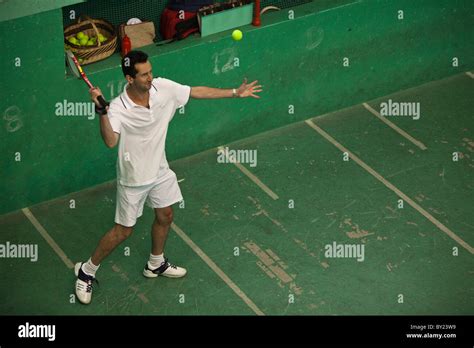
[75,223,133,304]
[151,206,173,255]
[91,223,134,265]
[143,206,186,278]
[75,181,147,304]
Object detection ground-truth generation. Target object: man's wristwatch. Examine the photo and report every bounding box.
[232,88,238,98]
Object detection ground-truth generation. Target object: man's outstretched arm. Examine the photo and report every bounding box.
[191,78,263,99]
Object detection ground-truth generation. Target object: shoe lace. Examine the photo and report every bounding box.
[79,269,99,293]
[164,258,177,270]
[86,278,99,293]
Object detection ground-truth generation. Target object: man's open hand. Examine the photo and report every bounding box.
[237,78,263,98]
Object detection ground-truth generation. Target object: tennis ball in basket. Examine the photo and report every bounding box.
[77,32,85,40]
[87,40,95,46]
[68,37,78,45]
[232,29,243,41]
[79,38,88,46]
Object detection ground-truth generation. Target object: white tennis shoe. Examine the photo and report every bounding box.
[143,258,187,278]
[74,262,98,305]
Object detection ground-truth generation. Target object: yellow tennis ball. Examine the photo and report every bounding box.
[232,29,243,41]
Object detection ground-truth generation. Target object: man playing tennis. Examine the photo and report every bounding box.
[75,50,262,304]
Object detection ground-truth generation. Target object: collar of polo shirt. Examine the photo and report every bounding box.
[122,80,159,109]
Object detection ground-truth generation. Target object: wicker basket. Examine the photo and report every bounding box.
[64,15,117,65]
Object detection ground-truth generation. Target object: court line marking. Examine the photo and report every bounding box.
[465,71,474,79]
[21,208,75,268]
[318,0,361,14]
[218,146,279,200]
[171,222,265,315]
[305,119,474,255]
[362,103,427,150]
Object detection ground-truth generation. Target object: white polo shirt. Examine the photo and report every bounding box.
[107,77,191,187]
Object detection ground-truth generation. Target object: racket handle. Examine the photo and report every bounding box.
[97,95,109,108]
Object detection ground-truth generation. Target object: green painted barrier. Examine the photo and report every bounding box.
[0,0,84,23]
[0,0,473,215]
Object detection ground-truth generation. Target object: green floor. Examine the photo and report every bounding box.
[1,72,473,315]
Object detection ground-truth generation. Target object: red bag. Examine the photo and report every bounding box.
[160,8,198,40]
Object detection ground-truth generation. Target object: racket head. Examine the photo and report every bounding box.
[65,50,81,78]
[65,50,93,88]
[65,50,108,108]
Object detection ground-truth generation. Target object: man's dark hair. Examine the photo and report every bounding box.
[121,50,148,78]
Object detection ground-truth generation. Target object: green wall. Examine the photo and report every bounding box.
[0,0,84,22]
[1,0,473,215]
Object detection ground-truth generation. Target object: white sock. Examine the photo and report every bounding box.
[81,258,100,277]
[148,253,165,269]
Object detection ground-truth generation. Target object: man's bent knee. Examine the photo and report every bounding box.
[114,224,133,241]
[155,207,173,226]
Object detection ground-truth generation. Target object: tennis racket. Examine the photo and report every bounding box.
[65,50,109,108]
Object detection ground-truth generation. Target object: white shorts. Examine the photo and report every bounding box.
[115,172,183,227]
